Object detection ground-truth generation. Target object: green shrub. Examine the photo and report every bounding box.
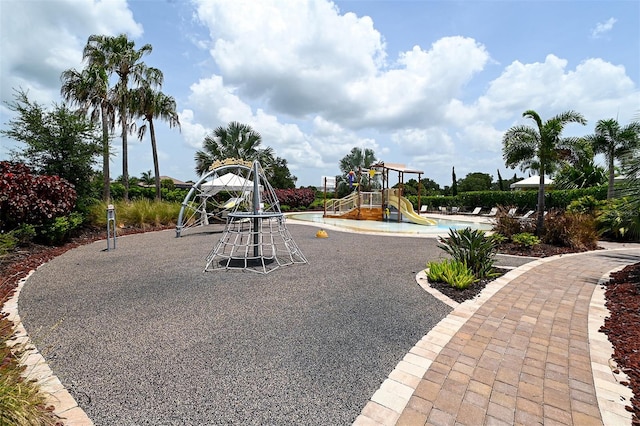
[512,232,540,248]
[12,224,36,245]
[87,200,182,229]
[38,212,84,245]
[597,198,640,241]
[411,186,608,211]
[437,227,497,279]
[426,259,476,290]
[567,195,604,215]
[489,233,507,244]
[0,233,17,256]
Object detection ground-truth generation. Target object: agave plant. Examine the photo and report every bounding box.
[438,227,498,279]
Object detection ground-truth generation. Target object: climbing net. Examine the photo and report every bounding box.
[204,212,307,274]
[186,159,308,274]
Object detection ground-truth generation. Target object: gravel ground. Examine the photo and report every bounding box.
[19,223,458,425]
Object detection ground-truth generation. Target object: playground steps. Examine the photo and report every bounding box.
[325,207,382,221]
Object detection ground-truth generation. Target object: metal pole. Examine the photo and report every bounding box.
[106,204,116,251]
[252,161,261,257]
[323,177,327,218]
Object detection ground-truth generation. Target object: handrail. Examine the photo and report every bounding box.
[325,191,382,215]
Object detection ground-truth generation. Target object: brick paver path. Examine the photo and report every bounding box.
[356,249,640,425]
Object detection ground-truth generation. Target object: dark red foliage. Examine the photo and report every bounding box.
[601,263,640,425]
[274,188,315,209]
[0,161,76,231]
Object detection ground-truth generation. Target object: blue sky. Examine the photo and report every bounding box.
[1,0,638,188]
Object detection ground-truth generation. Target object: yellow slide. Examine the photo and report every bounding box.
[387,195,437,226]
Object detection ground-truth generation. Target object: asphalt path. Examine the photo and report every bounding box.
[18,223,528,425]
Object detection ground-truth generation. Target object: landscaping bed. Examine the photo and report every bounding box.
[600,262,640,424]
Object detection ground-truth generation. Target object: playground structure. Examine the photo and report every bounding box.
[176,159,307,274]
[323,162,437,226]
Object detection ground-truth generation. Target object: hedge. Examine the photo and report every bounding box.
[407,186,608,212]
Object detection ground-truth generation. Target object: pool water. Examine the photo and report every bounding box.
[288,212,492,235]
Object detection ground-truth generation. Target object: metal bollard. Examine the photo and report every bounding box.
[106,204,116,251]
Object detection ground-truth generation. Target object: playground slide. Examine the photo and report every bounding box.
[387,195,437,226]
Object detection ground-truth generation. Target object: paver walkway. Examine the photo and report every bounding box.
[355,248,640,425]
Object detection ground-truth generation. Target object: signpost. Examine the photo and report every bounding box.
[106,204,116,251]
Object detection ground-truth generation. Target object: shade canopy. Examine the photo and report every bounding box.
[200,173,260,195]
[510,175,554,190]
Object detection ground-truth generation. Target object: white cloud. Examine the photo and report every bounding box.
[449,54,638,130]
[591,17,617,39]
[0,0,141,107]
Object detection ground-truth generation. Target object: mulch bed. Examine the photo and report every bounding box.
[427,268,510,304]
[497,241,592,257]
[600,262,640,424]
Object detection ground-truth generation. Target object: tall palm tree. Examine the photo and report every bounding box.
[503,109,587,234]
[60,63,115,201]
[194,122,274,176]
[86,34,163,201]
[338,147,377,191]
[584,118,640,200]
[131,87,180,200]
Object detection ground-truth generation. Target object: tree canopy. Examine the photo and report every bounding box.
[458,172,493,192]
[1,90,101,205]
[503,109,587,234]
[194,121,275,176]
[585,118,640,199]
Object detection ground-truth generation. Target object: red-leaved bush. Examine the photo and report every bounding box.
[0,161,77,231]
[274,188,315,209]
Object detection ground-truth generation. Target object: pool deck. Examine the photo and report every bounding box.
[3,222,640,425]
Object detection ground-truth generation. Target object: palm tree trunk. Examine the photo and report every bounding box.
[121,110,129,202]
[149,119,161,201]
[536,171,545,236]
[100,105,111,202]
[607,152,615,200]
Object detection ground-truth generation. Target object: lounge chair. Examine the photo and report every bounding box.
[419,205,428,214]
[521,210,535,219]
[507,208,517,217]
[484,207,498,216]
[451,207,459,214]
[439,206,448,214]
[463,207,482,215]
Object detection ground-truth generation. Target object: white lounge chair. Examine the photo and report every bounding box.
[484,207,498,216]
[439,206,448,214]
[507,208,517,217]
[451,207,459,214]
[464,207,482,215]
[419,205,428,214]
[521,210,535,219]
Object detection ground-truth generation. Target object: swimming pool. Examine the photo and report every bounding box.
[287,212,493,235]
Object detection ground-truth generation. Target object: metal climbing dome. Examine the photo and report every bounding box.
[176,158,308,274]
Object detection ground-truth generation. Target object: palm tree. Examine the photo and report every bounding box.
[584,118,640,200]
[503,109,587,234]
[338,147,377,191]
[86,34,163,201]
[131,87,180,200]
[194,122,274,176]
[140,170,154,185]
[61,63,115,201]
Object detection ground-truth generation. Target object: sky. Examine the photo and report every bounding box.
[1,0,638,188]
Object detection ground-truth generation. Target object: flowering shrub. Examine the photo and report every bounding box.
[0,161,77,231]
[274,188,315,209]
